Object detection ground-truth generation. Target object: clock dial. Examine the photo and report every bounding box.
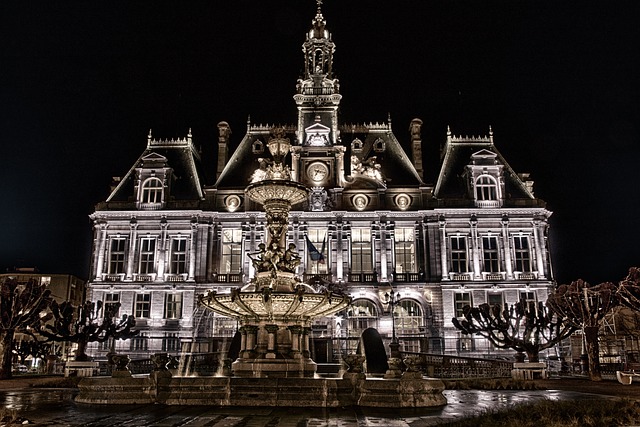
[308,162,328,183]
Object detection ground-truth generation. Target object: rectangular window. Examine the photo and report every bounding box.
[171,238,188,274]
[104,293,120,317]
[307,229,328,274]
[513,235,531,272]
[165,293,182,319]
[394,227,416,273]
[135,293,151,318]
[351,228,372,273]
[482,236,500,273]
[131,333,148,351]
[520,291,537,312]
[109,238,127,274]
[221,229,242,274]
[139,238,156,274]
[450,236,468,273]
[487,293,503,308]
[454,292,472,318]
[162,333,180,352]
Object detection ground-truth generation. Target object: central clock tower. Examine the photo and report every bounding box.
[291,1,345,189]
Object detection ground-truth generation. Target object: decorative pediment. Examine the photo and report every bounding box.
[304,122,331,146]
[140,152,169,168]
[470,149,498,166]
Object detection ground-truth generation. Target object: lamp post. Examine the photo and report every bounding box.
[384,291,401,358]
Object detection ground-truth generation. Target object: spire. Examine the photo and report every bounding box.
[302,0,334,78]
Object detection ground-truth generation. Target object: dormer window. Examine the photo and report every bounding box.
[475,175,498,201]
[373,138,385,153]
[252,139,264,154]
[140,177,163,209]
[351,138,363,153]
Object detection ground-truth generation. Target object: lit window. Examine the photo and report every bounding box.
[165,293,182,319]
[162,333,180,352]
[221,229,242,274]
[40,277,51,286]
[450,236,468,273]
[347,299,378,334]
[394,228,416,273]
[487,293,503,308]
[109,238,127,274]
[104,293,120,317]
[395,299,424,335]
[520,291,536,312]
[170,238,188,274]
[454,292,472,318]
[141,178,163,204]
[131,333,148,351]
[475,175,498,201]
[513,235,531,272]
[139,238,156,274]
[482,236,500,273]
[135,293,150,318]
[307,229,328,274]
[351,228,372,273]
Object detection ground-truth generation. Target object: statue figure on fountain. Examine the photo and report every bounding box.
[249,242,301,274]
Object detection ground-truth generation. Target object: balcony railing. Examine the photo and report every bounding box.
[348,272,378,283]
[393,272,424,283]
[213,273,243,283]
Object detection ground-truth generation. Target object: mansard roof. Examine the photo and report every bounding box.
[434,128,536,202]
[104,132,205,205]
[341,123,423,188]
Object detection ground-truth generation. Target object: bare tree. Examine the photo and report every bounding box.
[547,280,617,381]
[617,267,640,309]
[452,299,575,363]
[0,278,52,379]
[34,300,137,361]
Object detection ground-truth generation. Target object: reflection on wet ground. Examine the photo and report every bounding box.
[0,388,616,426]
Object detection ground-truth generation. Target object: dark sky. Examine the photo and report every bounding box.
[1,1,638,285]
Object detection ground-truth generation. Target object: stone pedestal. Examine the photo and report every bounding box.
[65,361,99,377]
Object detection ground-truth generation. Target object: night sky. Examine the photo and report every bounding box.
[2,1,638,285]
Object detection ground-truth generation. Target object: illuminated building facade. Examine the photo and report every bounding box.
[86,5,553,361]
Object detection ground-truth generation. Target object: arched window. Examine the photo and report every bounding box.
[394,299,424,335]
[475,175,498,201]
[346,299,379,336]
[141,178,163,204]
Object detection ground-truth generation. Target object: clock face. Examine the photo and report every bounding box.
[308,162,329,183]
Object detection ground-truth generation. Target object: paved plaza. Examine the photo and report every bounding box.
[0,387,618,427]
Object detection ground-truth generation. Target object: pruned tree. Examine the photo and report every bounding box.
[547,280,617,381]
[0,278,52,379]
[452,299,575,363]
[34,300,138,361]
[13,339,56,372]
[617,267,640,309]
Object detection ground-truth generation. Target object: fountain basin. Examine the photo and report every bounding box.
[76,372,446,408]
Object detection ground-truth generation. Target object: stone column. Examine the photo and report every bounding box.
[265,324,279,359]
[242,325,259,358]
[288,325,302,358]
[501,215,513,280]
[301,327,311,358]
[95,222,108,279]
[438,215,448,280]
[126,220,138,281]
[533,218,548,279]
[188,220,197,281]
[239,326,247,354]
[470,216,481,279]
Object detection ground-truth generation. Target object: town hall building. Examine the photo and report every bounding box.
[86,4,554,362]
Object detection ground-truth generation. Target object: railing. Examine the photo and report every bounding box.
[302,273,331,283]
[348,272,378,283]
[393,272,423,283]
[402,351,513,379]
[213,273,243,283]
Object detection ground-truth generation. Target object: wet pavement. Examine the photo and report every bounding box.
[0,387,617,426]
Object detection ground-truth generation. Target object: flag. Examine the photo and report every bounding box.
[305,235,325,264]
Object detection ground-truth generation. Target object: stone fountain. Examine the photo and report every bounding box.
[75,129,446,408]
[200,128,350,378]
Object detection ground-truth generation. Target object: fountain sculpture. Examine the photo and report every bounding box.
[75,130,446,408]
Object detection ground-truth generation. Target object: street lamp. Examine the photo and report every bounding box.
[384,291,401,358]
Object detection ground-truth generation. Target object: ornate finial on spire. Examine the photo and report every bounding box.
[188,127,192,138]
[148,129,152,140]
[317,0,323,12]
[489,125,493,136]
[447,125,451,136]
